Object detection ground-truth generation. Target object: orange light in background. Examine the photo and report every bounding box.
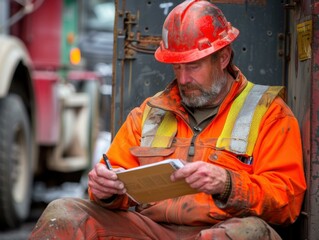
[67,32,75,44]
[70,47,81,65]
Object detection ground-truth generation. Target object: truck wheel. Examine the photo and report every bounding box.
[0,94,32,229]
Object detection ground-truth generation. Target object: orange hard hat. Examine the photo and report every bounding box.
[155,0,239,64]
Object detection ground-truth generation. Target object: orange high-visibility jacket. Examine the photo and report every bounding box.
[90,70,306,226]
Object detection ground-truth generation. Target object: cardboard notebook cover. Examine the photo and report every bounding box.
[116,159,198,204]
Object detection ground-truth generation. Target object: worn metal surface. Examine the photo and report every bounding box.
[310,1,319,239]
[112,0,285,134]
[0,0,9,34]
[112,0,174,134]
[216,1,285,85]
[285,0,315,239]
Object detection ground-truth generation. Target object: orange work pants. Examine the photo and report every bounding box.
[29,198,281,240]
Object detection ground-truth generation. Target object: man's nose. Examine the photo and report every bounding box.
[177,68,190,85]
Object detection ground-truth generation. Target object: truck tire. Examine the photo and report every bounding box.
[0,94,32,229]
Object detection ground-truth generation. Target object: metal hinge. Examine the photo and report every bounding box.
[118,11,161,60]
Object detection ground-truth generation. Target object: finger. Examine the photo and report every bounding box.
[96,163,118,180]
[89,177,126,197]
[114,167,125,173]
[187,176,214,192]
[89,170,124,190]
[88,166,126,193]
[171,161,201,181]
[91,184,126,200]
[184,164,212,184]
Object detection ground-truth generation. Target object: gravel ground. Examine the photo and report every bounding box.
[0,203,46,240]
[0,221,35,240]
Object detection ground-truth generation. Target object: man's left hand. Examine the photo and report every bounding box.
[170,161,228,195]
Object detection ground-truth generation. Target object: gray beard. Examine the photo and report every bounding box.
[180,75,228,108]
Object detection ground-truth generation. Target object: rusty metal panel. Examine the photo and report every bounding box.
[112,0,175,134]
[309,2,319,239]
[285,0,316,239]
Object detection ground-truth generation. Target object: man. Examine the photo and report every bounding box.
[29,0,306,239]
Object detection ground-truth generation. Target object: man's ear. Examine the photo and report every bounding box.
[219,45,232,70]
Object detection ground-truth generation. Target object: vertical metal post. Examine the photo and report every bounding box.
[0,0,9,34]
[310,1,319,239]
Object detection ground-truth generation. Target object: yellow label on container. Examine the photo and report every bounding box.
[297,20,312,61]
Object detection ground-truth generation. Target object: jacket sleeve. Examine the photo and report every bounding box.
[88,98,150,208]
[217,97,307,225]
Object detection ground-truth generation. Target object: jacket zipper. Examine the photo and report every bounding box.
[188,126,202,157]
[147,103,206,158]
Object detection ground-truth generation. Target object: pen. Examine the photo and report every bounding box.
[102,154,113,170]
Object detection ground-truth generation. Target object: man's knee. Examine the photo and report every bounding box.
[30,198,90,239]
[44,198,80,215]
[197,217,282,240]
[36,198,89,228]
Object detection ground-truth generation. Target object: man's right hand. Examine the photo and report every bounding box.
[88,162,126,200]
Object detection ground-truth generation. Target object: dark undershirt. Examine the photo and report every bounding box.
[182,103,219,131]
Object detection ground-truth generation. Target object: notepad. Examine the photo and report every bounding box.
[116,159,198,203]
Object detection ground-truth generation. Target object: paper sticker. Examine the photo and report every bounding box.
[297,20,312,61]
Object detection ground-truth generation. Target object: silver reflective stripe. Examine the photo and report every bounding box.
[230,84,269,154]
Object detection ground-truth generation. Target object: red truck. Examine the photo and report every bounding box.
[0,0,102,229]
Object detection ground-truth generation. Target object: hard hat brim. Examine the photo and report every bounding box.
[155,27,239,64]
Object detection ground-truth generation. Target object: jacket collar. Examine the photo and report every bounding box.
[148,67,248,120]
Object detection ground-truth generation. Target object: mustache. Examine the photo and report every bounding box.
[179,83,202,91]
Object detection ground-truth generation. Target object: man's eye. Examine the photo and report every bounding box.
[188,65,199,70]
[173,65,181,70]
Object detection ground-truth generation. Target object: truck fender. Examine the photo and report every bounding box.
[0,36,32,97]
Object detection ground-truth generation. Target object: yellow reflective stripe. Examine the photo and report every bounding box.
[142,104,152,126]
[246,86,284,155]
[142,91,163,126]
[141,107,167,147]
[151,111,177,147]
[142,84,283,152]
[141,91,177,148]
[216,81,254,150]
